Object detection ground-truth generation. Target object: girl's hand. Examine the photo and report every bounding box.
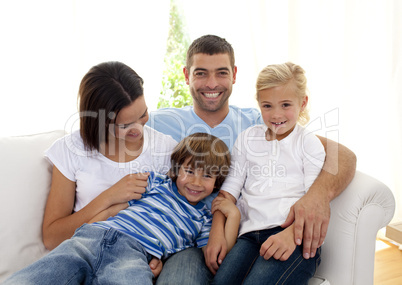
[260,225,296,261]
[211,196,238,218]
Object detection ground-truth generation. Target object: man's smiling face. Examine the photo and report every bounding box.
[184,53,237,114]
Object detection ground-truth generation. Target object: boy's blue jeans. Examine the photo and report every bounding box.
[212,227,321,285]
[3,224,154,285]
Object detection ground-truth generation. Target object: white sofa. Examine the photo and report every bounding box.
[0,130,396,284]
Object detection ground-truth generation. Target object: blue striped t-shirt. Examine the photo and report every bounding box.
[92,172,212,259]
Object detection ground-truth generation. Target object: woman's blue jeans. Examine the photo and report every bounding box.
[3,224,154,285]
[212,227,321,285]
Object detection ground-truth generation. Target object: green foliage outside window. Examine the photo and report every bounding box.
[158,0,192,109]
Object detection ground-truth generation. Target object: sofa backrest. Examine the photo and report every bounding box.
[0,130,65,282]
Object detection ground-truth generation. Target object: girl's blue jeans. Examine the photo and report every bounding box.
[3,224,154,285]
[212,227,321,285]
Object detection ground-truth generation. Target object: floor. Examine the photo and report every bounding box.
[374,235,402,284]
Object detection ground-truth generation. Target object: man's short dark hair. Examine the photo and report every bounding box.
[186,35,235,71]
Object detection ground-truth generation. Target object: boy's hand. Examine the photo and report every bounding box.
[204,230,227,274]
[149,257,163,278]
[204,209,227,275]
[260,225,296,261]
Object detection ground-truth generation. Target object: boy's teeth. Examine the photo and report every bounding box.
[204,92,220,98]
[273,121,285,125]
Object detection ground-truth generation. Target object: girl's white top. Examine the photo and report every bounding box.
[221,124,326,236]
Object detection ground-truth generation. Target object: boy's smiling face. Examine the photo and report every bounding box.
[175,157,217,205]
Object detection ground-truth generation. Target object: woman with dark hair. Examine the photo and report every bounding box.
[3,133,236,285]
[41,62,177,273]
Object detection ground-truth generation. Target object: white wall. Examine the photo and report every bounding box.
[1,0,401,221]
[0,0,169,136]
[180,0,402,222]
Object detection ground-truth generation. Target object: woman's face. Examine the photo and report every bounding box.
[113,96,149,144]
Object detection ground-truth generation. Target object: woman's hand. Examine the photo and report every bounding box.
[88,173,150,223]
[88,202,129,223]
[42,169,150,250]
[103,173,149,204]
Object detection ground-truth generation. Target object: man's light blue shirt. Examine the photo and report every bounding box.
[147,105,262,151]
[147,105,263,208]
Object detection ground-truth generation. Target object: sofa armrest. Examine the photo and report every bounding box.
[313,171,395,285]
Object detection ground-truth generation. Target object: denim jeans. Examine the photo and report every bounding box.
[156,247,213,285]
[3,224,154,285]
[212,227,321,285]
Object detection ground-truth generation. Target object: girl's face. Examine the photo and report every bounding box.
[175,157,217,205]
[113,96,149,144]
[258,83,307,141]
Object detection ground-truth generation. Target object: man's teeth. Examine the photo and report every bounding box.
[204,92,220,98]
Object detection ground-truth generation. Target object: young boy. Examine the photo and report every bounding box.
[4,133,238,285]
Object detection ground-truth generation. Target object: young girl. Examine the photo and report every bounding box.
[4,133,238,285]
[212,62,326,285]
[41,61,177,274]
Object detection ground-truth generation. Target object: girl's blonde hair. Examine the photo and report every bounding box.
[256,62,310,126]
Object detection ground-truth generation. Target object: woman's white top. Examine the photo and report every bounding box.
[45,125,177,212]
[221,124,326,236]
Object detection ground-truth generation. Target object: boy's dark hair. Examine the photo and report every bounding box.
[169,133,231,191]
[186,35,235,71]
[78,61,144,151]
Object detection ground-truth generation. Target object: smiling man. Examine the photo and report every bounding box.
[185,53,234,123]
[147,35,356,285]
[148,35,261,151]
